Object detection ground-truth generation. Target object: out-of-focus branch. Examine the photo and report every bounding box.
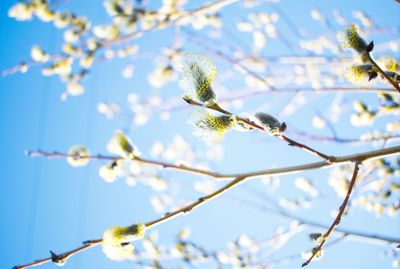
[261,236,346,267]
[2,0,239,77]
[229,195,400,246]
[49,0,70,7]
[183,31,277,91]
[287,130,400,145]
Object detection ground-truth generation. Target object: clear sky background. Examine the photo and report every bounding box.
[0,1,399,269]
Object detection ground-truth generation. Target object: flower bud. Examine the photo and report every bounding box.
[253,112,286,135]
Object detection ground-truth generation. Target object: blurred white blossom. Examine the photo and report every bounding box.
[98,102,120,119]
[8,3,33,21]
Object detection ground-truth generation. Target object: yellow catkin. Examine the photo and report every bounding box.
[182,53,217,102]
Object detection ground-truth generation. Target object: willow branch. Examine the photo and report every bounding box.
[184,97,335,162]
[14,176,247,269]
[13,239,102,269]
[302,161,361,267]
[28,144,400,180]
[226,144,399,178]
[364,52,400,93]
[278,134,334,161]
[27,150,225,178]
[144,176,247,228]
[16,145,400,269]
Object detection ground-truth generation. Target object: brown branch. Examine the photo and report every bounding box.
[15,146,400,269]
[229,194,400,246]
[184,97,335,162]
[279,134,335,162]
[28,144,400,180]
[364,52,400,93]
[301,161,361,267]
[13,239,102,269]
[261,236,346,267]
[27,150,225,178]
[14,175,247,269]
[144,176,247,228]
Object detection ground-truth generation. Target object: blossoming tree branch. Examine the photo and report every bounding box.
[4,0,400,269]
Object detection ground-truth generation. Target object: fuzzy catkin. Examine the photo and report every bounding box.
[191,111,237,143]
[337,24,368,54]
[254,112,284,135]
[182,53,217,103]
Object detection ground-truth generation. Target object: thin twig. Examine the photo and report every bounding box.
[48,0,70,7]
[262,236,346,267]
[302,161,361,267]
[183,30,277,91]
[279,134,335,161]
[13,239,102,269]
[144,176,247,228]
[184,97,336,162]
[27,150,225,178]
[14,176,247,269]
[229,194,400,246]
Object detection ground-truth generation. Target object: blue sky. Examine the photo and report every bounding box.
[1,0,399,269]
